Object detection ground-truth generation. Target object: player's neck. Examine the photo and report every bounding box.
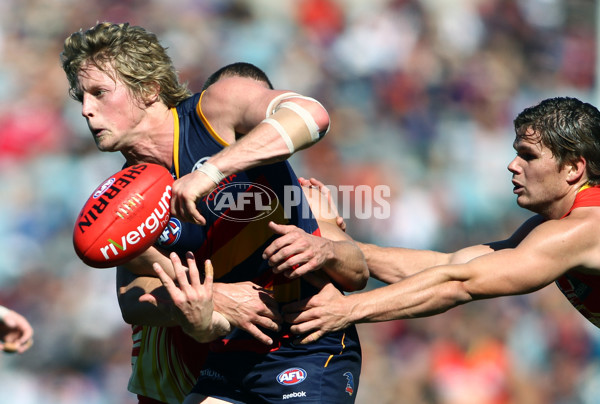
[122,105,174,168]
[537,184,584,220]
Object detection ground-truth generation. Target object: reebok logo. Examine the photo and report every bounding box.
[282,391,307,400]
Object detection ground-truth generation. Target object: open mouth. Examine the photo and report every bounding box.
[512,181,523,193]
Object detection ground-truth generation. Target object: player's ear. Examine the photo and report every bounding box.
[143,81,161,105]
[566,156,586,184]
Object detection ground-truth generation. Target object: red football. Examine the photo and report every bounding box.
[73,163,174,268]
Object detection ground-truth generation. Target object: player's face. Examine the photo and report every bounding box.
[507,129,572,217]
[77,63,146,152]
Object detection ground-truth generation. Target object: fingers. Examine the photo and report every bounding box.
[294,330,325,345]
[283,306,326,345]
[308,177,326,188]
[262,222,295,260]
[2,339,33,354]
[243,324,274,346]
[152,253,187,303]
[12,336,32,353]
[204,259,214,287]
[186,252,201,289]
[263,223,310,264]
[18,324,33,345]
[172,253,191,290]
[267,221,292,236]
[171,200,206,225]
[336,216,347,232]
[138,292,158,306]
[297,177,310,186]
[185,202,207,225]
[170,171,214,224]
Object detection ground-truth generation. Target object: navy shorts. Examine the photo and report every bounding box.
[191,327,361,403]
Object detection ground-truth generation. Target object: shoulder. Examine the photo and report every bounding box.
[520,208,600,272]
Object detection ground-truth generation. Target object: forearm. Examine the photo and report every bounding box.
[357,242,449,284]
[345,266,473,324]
[204,95,329,177]
[116,267,177,326]
[322,240,368,292]
[123,246,175,278]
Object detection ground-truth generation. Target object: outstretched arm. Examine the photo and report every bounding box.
[360,214,547,284]
[284,214,581,343]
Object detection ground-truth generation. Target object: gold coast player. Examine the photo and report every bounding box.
[61,23,367,403]
[283,97,600,348]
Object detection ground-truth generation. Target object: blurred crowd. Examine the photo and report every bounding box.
[0,0,598,402]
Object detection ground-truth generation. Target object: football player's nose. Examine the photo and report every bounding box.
[81,95,94,118]
[507,157,520,174]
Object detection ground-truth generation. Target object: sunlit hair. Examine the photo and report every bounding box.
[60,22,191,107]
[514,97,600,185]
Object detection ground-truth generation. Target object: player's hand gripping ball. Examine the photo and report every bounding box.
[73,164,174,268]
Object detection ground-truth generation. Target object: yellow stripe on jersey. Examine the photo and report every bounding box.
[273,280,302,304]
[209,200,287,279]
[197,91,230,147]
[579,182,591,193]
[171,108,181,179]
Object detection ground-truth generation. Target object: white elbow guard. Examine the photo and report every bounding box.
[263,92,329,154]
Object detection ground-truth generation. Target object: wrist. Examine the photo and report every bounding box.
[185,311,231,343]
[345,294,363,325]
[211,311,232,336]
[197,162,226,185]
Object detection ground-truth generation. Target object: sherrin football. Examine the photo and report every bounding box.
[73,163,174,268]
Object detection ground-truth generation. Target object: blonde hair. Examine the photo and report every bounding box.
[61,22,191,107]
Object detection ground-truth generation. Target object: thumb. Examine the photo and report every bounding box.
[139,294,176,319]
[138,293,157,306]
[268,221,291,235]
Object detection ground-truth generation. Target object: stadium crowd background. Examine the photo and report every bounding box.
[0,0,598,402]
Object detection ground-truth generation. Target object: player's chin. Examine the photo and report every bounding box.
[94,135,117,152]
[515,196,528,209]
[94,138,111,151]
[515,196,541,213]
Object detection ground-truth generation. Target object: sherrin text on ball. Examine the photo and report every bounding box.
[73,164,174,268]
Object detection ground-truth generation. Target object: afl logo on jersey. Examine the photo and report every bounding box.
[276,368,307,386]
[192,157,211,173]
[207,182,280,222]
[156,218,182,247]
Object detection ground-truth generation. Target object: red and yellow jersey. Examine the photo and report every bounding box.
[556,185,600,328]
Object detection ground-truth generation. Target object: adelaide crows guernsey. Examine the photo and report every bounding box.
[128,92,361,403]
[556,185,600,328]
